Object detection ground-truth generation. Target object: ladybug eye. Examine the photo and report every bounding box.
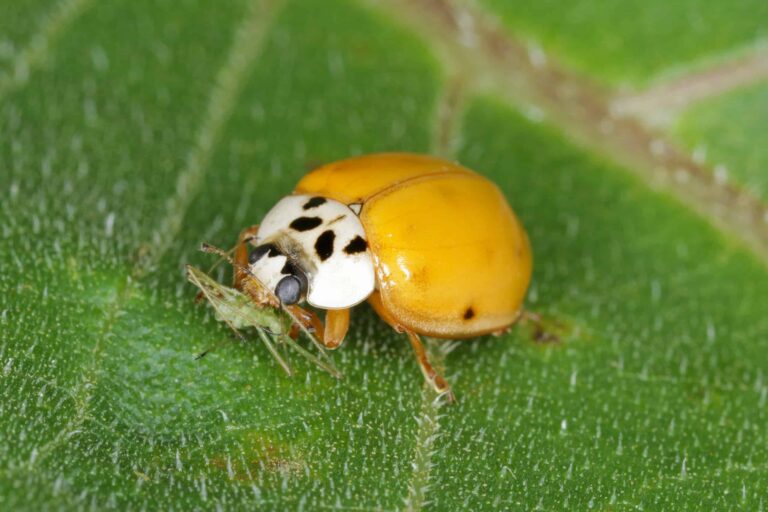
[275,266,307,305]
[275,275,302,305]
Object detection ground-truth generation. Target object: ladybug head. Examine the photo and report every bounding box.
[247,242,307,305]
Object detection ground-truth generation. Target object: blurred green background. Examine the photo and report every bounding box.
[1,0,767,509]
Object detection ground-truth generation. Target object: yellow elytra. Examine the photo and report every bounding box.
[296,152,532,337]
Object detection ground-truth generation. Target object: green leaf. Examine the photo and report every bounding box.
[477,0,768,85]
[673,82,768,200]
[2,0,767,510]
[441,97,768,509]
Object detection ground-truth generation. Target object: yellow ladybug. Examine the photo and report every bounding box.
[232,153,532,399]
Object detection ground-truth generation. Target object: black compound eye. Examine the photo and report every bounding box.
[275,275,302,305]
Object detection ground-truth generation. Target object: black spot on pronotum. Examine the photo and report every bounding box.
[303,196,327,210]
[289,216,322,232]
[463,307,475,320]
[249,243,280,263]
[344,236,367,254]
[314,230,335,261]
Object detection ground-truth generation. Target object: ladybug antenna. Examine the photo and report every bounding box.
[200,243,253,277]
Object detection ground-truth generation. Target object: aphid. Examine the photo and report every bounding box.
[187,264,340,378]
[217,153,532,400]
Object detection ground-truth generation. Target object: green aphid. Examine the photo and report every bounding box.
[186,263,341,379]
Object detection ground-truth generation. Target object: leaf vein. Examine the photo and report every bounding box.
[0,0,95,101]
[363,0,768,266]
[402,340,449,512]
[138,0,285,275]
[4,0,285,479]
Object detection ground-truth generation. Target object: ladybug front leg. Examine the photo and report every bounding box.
[406,330,455,403]
[233,224,260,290]
[286,305,324,341]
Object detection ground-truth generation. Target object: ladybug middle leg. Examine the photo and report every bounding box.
[368,292,455,401]
[406,330,455,403]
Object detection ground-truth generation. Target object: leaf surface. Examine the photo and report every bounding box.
[674,81,768,200]
[477,0,768,85]
[1,0,767,510]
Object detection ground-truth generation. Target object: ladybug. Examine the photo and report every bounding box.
[232,153,532,399]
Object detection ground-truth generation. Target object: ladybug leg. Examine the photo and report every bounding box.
[284,306,349,349]
[405,330,455,403]
[285,305,324,339]
[287,323,301,340]
[323,309,350,349]
[369,292,454,399]
[233,224,260,290]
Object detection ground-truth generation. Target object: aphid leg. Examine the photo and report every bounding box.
[405,330,456,403]
[233,224,260,290]
[194,338,233,360]
[322,309,350,349]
